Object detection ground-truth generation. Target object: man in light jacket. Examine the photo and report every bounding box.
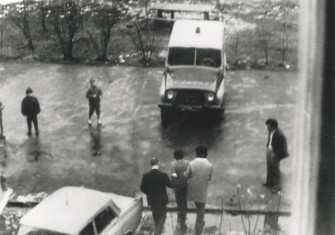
[184,145,213,235]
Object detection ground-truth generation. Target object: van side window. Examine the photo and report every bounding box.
[94,207,116,233]
[79,222,95,235]
[168,48,195,66]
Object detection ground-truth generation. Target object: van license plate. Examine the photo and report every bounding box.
[181,106,197,111]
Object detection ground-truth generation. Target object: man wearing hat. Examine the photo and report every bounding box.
[141,157,173,235]
[184,145,213,235]
[21,87,41,136]
[86,77,103,126]
[170,149,189,231]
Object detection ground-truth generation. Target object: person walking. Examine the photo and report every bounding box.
[86,78,102,126]
[184,146,213,235]
[263,118,289,193]
[141,157,173,235]
[0,101,4,138]
[21,87,40,136]
[170,149,189,231]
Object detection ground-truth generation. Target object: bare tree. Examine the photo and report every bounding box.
[278,0,297,65]
[256,16,274,65]
[87,0,128,62]
[0,12,7,56]
[129,0,156,65]
[226,32,241,64]
[48,0,83,61]
[39,0,48,33]
[8,1,37,51]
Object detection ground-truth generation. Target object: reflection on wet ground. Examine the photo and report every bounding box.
[160,111,223,150]
[89,126,103,157]
[23,137,54,162]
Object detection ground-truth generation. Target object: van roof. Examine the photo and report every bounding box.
[168,20,224,50]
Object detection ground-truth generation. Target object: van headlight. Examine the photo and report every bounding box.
[166,90,174,100]
[207,92,215,102]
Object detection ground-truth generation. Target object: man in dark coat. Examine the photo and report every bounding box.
[21,87,41,136]
[86,78,102,126]
[141,157,173,235]
[170,149,189,231]
[263,118,289,193]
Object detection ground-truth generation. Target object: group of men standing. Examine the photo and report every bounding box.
[141,118,288,235]
[141,145,213,235]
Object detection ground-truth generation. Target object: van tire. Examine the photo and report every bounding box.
[161,108,173,125]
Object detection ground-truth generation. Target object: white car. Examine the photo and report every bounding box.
[17,187,143,235]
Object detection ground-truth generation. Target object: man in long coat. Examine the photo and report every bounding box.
[263,118,289,193]
[141,157,173,235]
[184,146,213,235]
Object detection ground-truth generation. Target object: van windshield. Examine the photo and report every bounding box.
[168,47,221,68]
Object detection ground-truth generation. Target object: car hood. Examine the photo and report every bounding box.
[166,67,218,92]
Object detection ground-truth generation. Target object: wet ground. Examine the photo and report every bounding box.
[0,63,296,215]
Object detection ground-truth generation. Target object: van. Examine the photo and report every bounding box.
[158,19,226,123]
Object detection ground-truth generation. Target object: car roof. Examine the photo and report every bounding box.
[168,20,224,50]
[20,187,121,235]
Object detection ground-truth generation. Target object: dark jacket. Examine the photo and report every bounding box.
[86,87,102,105]
[170,159,189,188]
[267,128,289,159]
[140,169,173,206]
[21,96,40,117]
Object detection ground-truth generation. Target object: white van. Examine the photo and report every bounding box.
[158,20,226,123]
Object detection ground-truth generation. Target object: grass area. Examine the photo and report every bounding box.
[0,0,298,69]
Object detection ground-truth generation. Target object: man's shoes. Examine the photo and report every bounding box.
[262,183,274,187]
[0,135,5,139]
[98,119,102,125]
[27,132,32,137]
[36,131,39,136]
[88,119,92,126]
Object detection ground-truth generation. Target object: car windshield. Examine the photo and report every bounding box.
[168,47,221,68]
[17,225,69,235]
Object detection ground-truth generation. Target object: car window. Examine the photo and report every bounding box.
[196,49,221,68]
[79,222,95,235]
[168,48,195,66]
[94,207,116,234]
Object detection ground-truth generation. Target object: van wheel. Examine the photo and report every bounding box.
[211,110,222,123]
[161,108,173,125]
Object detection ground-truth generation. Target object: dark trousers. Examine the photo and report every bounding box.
[27,116,38,133]
[151,204,167,235]
[266,148,280,186]
[195,202,205,235]
[175,186,187,225]
[89,103,101,117]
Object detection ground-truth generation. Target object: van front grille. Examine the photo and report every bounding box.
[175,90,205,105]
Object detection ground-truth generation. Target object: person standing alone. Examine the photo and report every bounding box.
[263,118,289,193]
[21,87,40,136]
[141,157,173,235]
[86,78,102,126]
[170,149,189,231]
[184,146,213,235]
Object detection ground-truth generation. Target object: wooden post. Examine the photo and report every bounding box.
[157,10,163,18]
[204,11,209,20]
[171,11,175,19]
